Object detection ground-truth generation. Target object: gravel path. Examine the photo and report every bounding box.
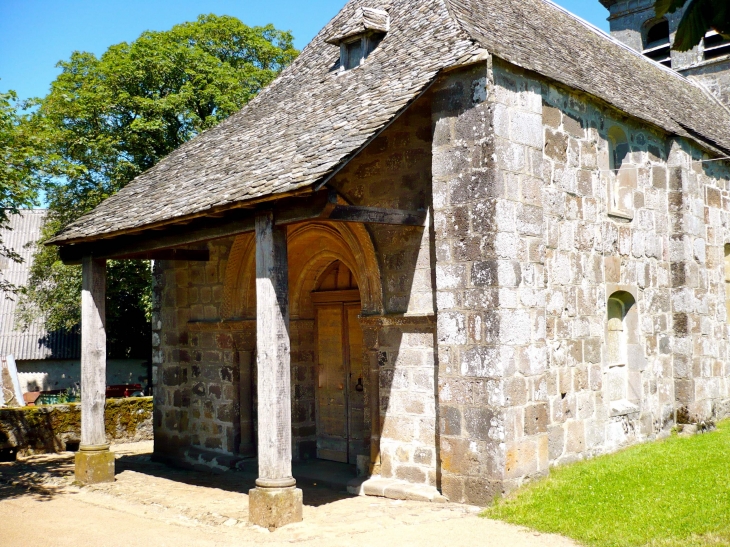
[0,442,579,547]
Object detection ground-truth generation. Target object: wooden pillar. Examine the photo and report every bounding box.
[75,256,115,484]
[248,211,302,529]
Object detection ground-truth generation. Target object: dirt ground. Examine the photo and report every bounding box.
[0,442,578,547]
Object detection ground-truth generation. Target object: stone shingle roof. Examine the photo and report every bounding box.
[448,0,730,154]
[325,7,390,45]
[48,0,476,245]
[50,0,730,245]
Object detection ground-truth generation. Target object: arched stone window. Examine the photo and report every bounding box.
[606,290,640,414]
[606,291,635,367]
[607,126,635,219]
[643,19,671,67]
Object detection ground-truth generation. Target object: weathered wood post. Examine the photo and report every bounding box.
[248,211,302,529]
[74,256,115,484]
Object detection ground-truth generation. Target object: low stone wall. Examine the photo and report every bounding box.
[0,397,153,456]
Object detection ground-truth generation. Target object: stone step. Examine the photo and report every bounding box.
[347,475,448,503]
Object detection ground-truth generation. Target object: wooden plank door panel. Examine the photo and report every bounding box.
[315,303,348,463]
[346,304,365,463]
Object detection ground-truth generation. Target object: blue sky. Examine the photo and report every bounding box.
[0,0,611,101]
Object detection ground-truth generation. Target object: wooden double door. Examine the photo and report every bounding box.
[313,289,364,464]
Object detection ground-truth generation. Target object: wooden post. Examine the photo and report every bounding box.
[248,211,302,529]
[75,256,115,484]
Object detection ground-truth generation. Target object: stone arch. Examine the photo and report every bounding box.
[221,221,382,320]
[605,290,639,407]
[606,290,636,366]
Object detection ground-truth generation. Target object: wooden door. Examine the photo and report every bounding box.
[345,303,365,463]
[313,290,362,463]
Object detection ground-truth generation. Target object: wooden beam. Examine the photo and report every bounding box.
[58,191,333,265]
[328,204,427,226]
[58,209,256,265]
[57,189,426,265]
[112,249,210,261]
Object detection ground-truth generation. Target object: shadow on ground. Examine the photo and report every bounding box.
[1,448,357,508]
[116,454,356,507]
[0,453,75,502]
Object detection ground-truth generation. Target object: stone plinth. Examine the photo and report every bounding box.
[248,486,303,530]
[75,445,115,484]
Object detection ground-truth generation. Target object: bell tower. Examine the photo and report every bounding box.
[600,0,730,107]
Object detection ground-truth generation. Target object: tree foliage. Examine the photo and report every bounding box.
[0,89,41,295]
[19,14,297,357]
[655,0,730,51]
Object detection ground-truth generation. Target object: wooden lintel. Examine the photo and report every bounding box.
[113,249,210,262]
[327,204,427,226]
[57,188,426,265]
[57,191,332,265]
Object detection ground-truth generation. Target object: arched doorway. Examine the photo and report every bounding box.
[312,261,365,463]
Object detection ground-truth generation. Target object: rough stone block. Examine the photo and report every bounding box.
[565,420,585,454]
[75,448,115,485]
[547,424,565,460]
[524,403,549,435]
[248,487,303,530]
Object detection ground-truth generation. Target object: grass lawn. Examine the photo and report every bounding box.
[484,420,730,547]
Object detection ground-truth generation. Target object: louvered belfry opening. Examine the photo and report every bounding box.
[642,19,671,67]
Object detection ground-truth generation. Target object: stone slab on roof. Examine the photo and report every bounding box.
[325,7,390,45]
[50,0,730,245]
[49,0,476,245]
[447,0,730,156]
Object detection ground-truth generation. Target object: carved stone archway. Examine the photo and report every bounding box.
[221,221,382,320]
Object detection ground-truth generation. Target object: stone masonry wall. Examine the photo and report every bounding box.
[431,62,508,505]
[1,397,153,457]
[488,57,730,496]
[329,90,439,486]
[433,56,730,505]
[153,240,245,467]
[682,61,730,110]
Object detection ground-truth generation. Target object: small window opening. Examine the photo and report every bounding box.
[606,291,637,407]
[643,19,672,67]
[343,39,364,70]
[340,32,385,72]
[609,127,630,173]
[704,31,730,61]
[607,126,634,218]
[606,295,633,365]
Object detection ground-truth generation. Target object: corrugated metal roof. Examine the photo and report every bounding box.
[0,211,80,360]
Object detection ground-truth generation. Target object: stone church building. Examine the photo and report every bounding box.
[49,0,730,527]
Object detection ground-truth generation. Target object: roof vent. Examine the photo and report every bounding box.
[326,7,389,71]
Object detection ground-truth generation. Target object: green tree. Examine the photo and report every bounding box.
[19,14,297,357]
[655,0,730,51]
[0,89,41,295]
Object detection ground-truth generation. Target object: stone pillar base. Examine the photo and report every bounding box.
[75,446,115,484]
[249,486,303,530]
